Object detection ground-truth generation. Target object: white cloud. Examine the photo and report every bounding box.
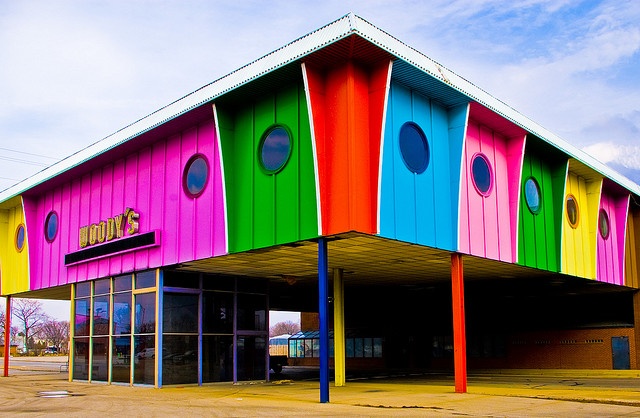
[582,142,640,169]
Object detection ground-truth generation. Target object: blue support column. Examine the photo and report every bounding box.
[318,238,330,403]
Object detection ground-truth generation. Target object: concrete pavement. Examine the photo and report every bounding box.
[2,359,640,417]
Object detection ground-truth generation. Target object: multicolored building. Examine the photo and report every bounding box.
[2,14,640,399]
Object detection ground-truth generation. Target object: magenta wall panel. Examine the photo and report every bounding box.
[596,183,630,285]
[26,119,226,290]
[458,103,526,263]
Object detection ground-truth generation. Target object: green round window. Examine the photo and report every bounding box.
[524,177,542,214]
[260,126,292,173]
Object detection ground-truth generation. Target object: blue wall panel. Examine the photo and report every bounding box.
[379,82,466,251]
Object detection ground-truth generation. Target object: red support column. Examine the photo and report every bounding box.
[451,253,467,393]
[3,296,10,377]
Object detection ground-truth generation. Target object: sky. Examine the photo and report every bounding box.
[1,0,639,319]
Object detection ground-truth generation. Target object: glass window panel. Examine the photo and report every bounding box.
[260,126,291,173]
[45,211,58,242]
[15,224,25,252]
[202,275,235,291]
[134,292,156,334]
[566,195,580,228]
[599,208,610,239]
[289,340,297,358]
[74,299,91,337]
[237,294,266,331]
[304,340,312,358]
[183,155,209,197]
[112,336,132,383]
[471,153,493,196]
[133,335,155,385]
[73,338,90,380]
[114,274,132,292]
[363,337,373,358]
[346,338,354,358]
[135,270,156,289]
[163,335,198,385]
[373,338,383,358]
[94,278,110,295]
[312,339,319,358]
[163,271,200,289]
[330,338,334,358]
[203,335,233,383]
[93,295,110,336]
[76,282,91,298]
[163,293,198,334]
[354,338,364,358]
[113,293,132,335]
[524,177,542,214]
[236,336,266,381]
[399,122,429,174]
[203,291,233,334]
[92,336,109,381]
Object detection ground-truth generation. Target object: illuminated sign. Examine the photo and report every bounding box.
[79,207,139,248]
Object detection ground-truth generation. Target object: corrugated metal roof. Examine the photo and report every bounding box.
[1,12,638,202]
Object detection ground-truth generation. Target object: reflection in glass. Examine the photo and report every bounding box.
[163,335,198,385]
[45,211,58,242]
[399,122,429,174]
[163,293,198,333]
[76,282,91,298]
[113,293,132,335]
[346,339,354,358]
[203,291,233,334]
[236,336,266,381]
[114,274,132,292]
[566,195,579,228]
[524,177,542,214]
[355,338,364,357]
[73,338,90,380]
[133,335,155,385]
[363,337,373,358]
[15,224,25,251]
[373,338,383,358]
[94,278,110,295]
[184,156,209,197]
[135,293,156,334]
[93,295,110,336]
[260,127,291,172]
[135,270,156,289]
[237,294,266,331]
[92,336,109,381]
[599,208,610,239]
[112,336,132,383]
[75,299,90,336]
[471,153,492,196]
[203,335,233,383]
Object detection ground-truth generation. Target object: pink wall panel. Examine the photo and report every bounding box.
[458,117,524,263]
[596,191,629,285]
[26,118,227,290]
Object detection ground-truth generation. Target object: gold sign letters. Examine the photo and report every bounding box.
[79,207,139,248]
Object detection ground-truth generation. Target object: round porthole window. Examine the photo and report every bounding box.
[183,154,209,198]
[45,211,58,242]
[599,208,610,240]
[399,122,429,174]
[524,177,542,215]
[260,126,292,173]
[15,224,25,252]
[566,195,579,229]
[471,153,493,196]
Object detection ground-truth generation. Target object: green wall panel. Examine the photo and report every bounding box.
[518,140,566,272]
[218,82,319,253]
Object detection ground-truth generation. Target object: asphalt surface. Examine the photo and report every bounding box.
[2,357,640,417]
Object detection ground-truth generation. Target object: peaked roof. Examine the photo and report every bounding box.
[1,12,639,203]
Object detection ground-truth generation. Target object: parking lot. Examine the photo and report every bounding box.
[3,358,640,417]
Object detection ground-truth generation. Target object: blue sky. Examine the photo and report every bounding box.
[1,0,639,318]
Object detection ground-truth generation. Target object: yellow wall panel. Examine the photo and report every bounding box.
[0,199,30,295]
[561,172,601,279]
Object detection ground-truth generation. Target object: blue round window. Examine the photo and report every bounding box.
[471,153,493,196]
[15,224,25,252]
[566,195,579,229]
[45,211,58,242]
[260,126,292,173]
[524,177,542,214]
[183,155,209,198]
[399,122,429,174]
[599,208,610,240]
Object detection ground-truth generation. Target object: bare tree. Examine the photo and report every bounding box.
[39,319,70,353]
[269,320,300,337]
[12,299,49,352]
